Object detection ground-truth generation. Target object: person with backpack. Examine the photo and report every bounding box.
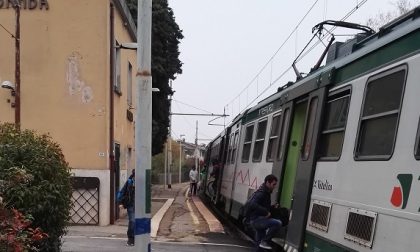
[117,169,135,246]
[244,174,283,250]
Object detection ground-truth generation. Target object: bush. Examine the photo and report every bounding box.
[0,124,72,251]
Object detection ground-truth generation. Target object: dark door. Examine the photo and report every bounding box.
[114,143,121,220]
[285,87,327,251]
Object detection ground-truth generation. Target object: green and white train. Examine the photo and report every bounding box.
[202,7,420,252]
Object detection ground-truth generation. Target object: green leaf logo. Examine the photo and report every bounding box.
[390,174,412,209]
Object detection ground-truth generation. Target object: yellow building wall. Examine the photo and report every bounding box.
[0,1,110,170]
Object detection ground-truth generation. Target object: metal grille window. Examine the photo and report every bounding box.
[231,132,239,164]
[302,98,319,160]
[309,200,332,232]
[70,177,100,225]
[242,124,254,163]
[355,66,406,160]
[319,90,350,160]
[344,208,377,248]
[266,114,281,162]
[277,108,291,161]
[253,119,268,162]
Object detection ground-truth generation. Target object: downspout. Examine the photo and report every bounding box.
[109,3,115,225]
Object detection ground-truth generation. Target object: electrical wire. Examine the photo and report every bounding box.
[172,99,213,114]
[226,0,321,106]
[0,23,15,39]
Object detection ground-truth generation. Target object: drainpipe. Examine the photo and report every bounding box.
[109,3,115,225]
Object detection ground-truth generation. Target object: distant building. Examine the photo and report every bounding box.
[0,0,137,226]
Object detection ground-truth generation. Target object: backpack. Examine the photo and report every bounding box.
[117,178,134,209]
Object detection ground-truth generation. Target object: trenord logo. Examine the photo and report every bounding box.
[390,174,413,209]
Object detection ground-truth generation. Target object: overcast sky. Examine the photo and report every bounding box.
[167,0,407,144]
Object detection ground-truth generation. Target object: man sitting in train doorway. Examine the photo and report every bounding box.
[246,174,282,250]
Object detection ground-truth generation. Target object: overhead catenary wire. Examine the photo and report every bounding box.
[226,0,321,106]
[236,0,369,115]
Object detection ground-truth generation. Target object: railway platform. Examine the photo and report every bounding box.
[62,183,255,251]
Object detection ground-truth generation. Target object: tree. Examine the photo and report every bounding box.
[0,124,72,251]
[126,0,183,155]
[366,0,419,31]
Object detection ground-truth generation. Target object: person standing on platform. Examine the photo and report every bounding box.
[189,166,198,196]
[117,169,135,246]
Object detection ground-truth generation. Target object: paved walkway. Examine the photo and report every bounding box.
[63,183,253,251]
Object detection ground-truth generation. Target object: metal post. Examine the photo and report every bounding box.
[135,0,152,250]
[167,81,172,188]
[195,121,199,177]
[14,1,20,128]
[164,141,167,187]
[179,134,184,183]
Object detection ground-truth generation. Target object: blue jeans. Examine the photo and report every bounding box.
[127,206,135,239]
[251,217,282,244]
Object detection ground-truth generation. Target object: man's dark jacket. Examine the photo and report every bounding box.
[246,184,271,221]
[117,176,135,208]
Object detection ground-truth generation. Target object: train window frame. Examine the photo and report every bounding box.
[231,131,239,164]
[415,117,420,160]
[241,123,255,163]
[266,113,282,162]
[354,64,407,161]
[227,133,234,163]
[252,118,268,163]
[277,108,291,161]
[302,97,319,161]
[318,87,352,161]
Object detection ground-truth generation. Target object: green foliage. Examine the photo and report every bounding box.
[0,124,72,251]
[126,0,183,155]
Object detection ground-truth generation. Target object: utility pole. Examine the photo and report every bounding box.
[167,81,172,189]
[195,121,199,177]
[13,0,20,128]
[179,134,185,183]
[164,141,167,188]
[135,0,152,250]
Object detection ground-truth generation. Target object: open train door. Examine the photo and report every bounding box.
[283,87,327,252]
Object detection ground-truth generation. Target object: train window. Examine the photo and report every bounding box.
[253,119,268,162]
[415,117,420,160]
[231,132,239,164]
[266,114,281,162]
[227,133,234,163]
[302,97,319,160]
[277,108,291,160]
[355,67,406,160]
[241,124,254,163]
[318,90,350,160]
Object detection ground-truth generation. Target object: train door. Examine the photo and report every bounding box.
[278,100,307,209]
[285,87,327,252]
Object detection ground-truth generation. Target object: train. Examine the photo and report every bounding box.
[200,7,420,252]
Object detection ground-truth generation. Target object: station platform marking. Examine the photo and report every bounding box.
[185,187,200,225]
[151,198,174,238]
[191,196,224,233]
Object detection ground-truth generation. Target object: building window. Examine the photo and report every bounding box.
[114,40,122,95]
[302,98,319,160]
[242,124,254,163]
[252,119,268,162]
[318,89,351,160]
[266,114,281,162]
[355,66,406,160]
[231,131,239,164]
[277,108,291,161]
[415,117,420,160]
[127,62,133,106]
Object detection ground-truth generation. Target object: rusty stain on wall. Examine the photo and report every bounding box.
[66,52,94,103]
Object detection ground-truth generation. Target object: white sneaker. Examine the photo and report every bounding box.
[259,241,272,250]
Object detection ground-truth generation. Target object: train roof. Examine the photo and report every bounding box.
[241,6,420,123]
